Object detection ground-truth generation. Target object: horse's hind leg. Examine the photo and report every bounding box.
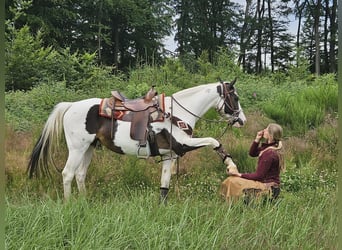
[75,146,94,196]
[62,148,89,200]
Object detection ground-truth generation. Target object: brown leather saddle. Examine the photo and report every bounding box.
[107,86,160,147]
[111,87,157,112]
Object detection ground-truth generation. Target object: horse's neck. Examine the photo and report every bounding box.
[169,83,218,127]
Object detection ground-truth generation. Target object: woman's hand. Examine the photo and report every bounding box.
[227,171,241,177]
[255,130,264,142]
[226,166,241,177]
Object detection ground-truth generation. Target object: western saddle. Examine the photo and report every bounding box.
[110,86,160,151]
[111,87,158,111]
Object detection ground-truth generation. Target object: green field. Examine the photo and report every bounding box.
[5,58,338,249]
[6,189,337,249]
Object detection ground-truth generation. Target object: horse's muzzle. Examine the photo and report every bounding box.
[231,117,244,127]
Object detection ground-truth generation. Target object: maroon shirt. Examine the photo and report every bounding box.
[240,141,280,184]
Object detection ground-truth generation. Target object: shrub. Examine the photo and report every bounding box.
[5,26,58,91]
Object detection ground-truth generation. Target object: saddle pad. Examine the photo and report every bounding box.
[99,97,115,118]
[99,93,165,122]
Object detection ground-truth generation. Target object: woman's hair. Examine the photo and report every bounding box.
[267,123,283,143]
[267,123,285,172]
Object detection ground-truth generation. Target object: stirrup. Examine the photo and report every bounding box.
[137,144,150,159]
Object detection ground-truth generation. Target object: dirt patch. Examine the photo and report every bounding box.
[5,127,34,173]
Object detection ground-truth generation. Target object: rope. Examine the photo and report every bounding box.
[171,95,233,140]
[171,95,231,123]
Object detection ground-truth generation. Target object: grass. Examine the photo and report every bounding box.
[5,72,338,249]
[5,112,337,250]
[6,189,337,250]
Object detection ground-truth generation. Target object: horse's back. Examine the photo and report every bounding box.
[63,98,102,143]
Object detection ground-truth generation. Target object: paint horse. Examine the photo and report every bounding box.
[27,79,246,203]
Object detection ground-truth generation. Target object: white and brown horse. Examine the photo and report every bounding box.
[27,79,246,202]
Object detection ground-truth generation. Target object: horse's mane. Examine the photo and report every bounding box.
[172,83,217,98]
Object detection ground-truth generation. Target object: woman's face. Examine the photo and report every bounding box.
[263,126,271,141]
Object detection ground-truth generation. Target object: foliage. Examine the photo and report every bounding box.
[281,166,337,192]
[5,0,338,74]
[175,0,240,62]
[6,0,173,68]
[263,77,337,134]
[5,25,123,92]
[5,82,75,130]
[5,26,56,91]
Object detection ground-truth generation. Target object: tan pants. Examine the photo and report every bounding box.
[220,177,273,203]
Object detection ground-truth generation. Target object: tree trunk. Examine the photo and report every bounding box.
[295,0,305,67]
[97,0,103,63]
[267,0,274,72]
[112,22,120,69]
[314,0,321,76]
[329,0,337,73]
[323,0,329,73]
[256,0,265,73]
[238,0,252,72]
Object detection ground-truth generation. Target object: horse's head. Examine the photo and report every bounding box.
[216,78,246,127]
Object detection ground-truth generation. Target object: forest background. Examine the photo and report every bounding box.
[4,0,338,249]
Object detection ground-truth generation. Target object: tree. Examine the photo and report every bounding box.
[328,0,337,73]
[237,0,255,71]
[6,0,173,70]
[298,0,337,74]
[175,0,240,63]
[313,0,321,75]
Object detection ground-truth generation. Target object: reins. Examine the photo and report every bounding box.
[171,94,234,124]
[170,88,237,140]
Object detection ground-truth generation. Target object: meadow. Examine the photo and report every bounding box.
[5,56,338,249]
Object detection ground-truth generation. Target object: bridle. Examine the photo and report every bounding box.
[216,80,242,125]
[170,80,243,128]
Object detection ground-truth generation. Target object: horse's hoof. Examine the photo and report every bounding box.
[159,187,169,205]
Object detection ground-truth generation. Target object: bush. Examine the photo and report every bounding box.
[5,26,58,91]
[5,26,121,92]
[281,165,337,192]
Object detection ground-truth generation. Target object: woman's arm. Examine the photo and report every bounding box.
[241,151,274,181]
[249,130,263,157]
[249,141,260,157]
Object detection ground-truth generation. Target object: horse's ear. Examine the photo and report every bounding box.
[231,77,237,85]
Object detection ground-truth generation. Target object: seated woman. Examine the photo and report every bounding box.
[221,123,285,203]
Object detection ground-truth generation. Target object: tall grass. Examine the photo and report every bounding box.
[263,80,337,134]
[6,189,337,249]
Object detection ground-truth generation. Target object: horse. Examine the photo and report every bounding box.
[27,79,246,203]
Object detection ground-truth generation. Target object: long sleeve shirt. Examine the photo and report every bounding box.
[240,141,280,184]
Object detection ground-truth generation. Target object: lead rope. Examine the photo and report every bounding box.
[111,105,115,139]
[170,97,181,199]
[171,94,233,140]
[175,157,180,199]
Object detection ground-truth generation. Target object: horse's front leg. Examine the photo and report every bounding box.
[160,155,177,205]
[180,137,236,168]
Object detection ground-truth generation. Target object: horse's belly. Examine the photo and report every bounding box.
[113,121,142,154]
[113,121,171,156]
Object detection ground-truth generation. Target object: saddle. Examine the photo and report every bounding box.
[100,86,163,149]
[112,87,158,112]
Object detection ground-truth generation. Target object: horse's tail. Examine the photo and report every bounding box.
[27,102,73,178]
